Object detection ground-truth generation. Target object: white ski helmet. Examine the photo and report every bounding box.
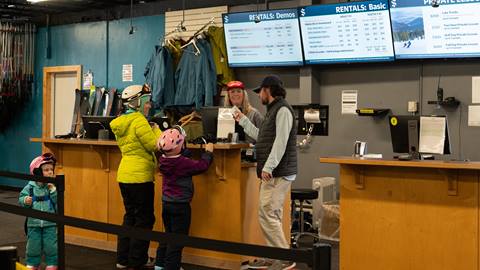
[122,84,151,110]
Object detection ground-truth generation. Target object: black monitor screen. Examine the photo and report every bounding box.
[82,115,116,139]
[199,107,219,139]
[389,115,451,155]
[389,115,420,154]
[199,107,246,141]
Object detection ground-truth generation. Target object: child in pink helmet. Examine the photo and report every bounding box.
[19,153,58,270]
[154,126,214,270]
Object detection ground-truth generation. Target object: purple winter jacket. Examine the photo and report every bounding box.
[157,149,213,202]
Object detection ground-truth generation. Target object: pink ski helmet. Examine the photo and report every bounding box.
[157,126,186,152]
[29,153,56,175]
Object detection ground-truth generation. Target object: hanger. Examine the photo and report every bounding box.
[181,38,200,56]
[164,38,181,52]
[184,17,216,44]
[160,21,187,46]
[178,111,202,126]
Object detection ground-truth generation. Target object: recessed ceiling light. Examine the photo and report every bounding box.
[27,0,48,3]
[8,4,15,8]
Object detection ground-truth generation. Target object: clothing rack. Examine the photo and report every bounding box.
[161,21,186,43]
[184,17,216,43]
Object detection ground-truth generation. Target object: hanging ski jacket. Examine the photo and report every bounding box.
[207,26,235,86]
[198,39,217,107]
[19,181,57,228]
[174,38,217,108]
[144,46,175,109]
[166,39,184,69]
[110,111,161,183]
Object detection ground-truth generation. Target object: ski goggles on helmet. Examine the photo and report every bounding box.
[41,153,57,163]
[172,125,187,138]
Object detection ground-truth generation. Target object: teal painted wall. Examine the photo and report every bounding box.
[0,15,165,187]
[108,16,164,89]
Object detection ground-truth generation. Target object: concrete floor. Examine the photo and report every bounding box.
[0,188,338,270]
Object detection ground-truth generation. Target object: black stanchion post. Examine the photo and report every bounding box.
[56,174,65,270]
[0,246,17,270]
[312,243,331,270]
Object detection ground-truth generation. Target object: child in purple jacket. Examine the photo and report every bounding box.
[154,126,213,270]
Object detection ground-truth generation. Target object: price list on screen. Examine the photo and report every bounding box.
[223,9,304,67]
[299,0,394,64]
[390,0,480,59]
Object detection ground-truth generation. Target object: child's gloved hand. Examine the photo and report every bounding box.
[205,143,214,153]
[24,196,32,206]
[47,183,56,192]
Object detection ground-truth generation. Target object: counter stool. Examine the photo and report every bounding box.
[291,189,320,247]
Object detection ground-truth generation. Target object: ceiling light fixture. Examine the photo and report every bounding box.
[129,0,136,34]
[27,0,49,3]
[254,0,260,23]
[8,4,15,8]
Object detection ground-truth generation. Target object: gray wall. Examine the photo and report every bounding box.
[238,61,480,189]
[230,0,480,189]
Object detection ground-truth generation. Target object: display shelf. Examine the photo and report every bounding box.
[355,108,390,117]
[427,98,460,108]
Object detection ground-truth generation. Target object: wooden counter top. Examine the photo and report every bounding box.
[31,137,118,146]
[30,137,250,150]
[320,156,480,170]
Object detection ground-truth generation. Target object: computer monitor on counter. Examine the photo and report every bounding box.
[389,115,450,160]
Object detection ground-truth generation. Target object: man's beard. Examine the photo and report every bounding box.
[261,98,269,105]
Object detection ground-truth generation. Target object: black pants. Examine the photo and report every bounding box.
[155,202,191,270]
[117,182,155,269]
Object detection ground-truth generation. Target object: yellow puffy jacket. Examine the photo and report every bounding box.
[110,112,161,183]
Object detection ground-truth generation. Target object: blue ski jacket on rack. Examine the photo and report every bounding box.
[144,45,175,109]
[174,38,217,109]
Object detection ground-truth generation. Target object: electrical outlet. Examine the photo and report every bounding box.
[408,101,418,113]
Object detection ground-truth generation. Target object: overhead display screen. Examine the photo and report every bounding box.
[299,0,395,64]
[223,9,304,67]
[390,0,480,59]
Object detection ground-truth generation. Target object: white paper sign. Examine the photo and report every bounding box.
[472,77,480,104]
[342,90,358,115]
[83,72,93,90]
[122,64,133,82]
[217,108,235,139]
[419,116,446,154]
[468,105,480,127]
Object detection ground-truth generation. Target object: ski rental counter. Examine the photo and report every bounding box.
[30,138,290,269]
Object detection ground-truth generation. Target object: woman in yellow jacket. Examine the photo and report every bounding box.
[110,84,161,270]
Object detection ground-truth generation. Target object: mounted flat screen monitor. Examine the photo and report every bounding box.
[223,9,304,67]
[390,0,480,59]
[299,0,395,64]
